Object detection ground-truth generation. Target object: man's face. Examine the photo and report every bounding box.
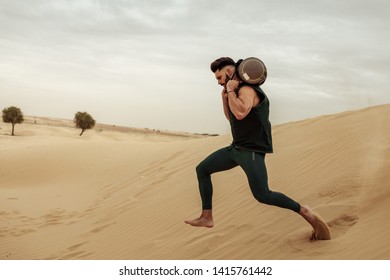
[215,66,236,89]
[214,68,229,88]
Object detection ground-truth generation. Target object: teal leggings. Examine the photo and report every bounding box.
[196,145,301,213]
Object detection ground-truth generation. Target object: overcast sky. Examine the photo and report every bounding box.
[1,0,389,134]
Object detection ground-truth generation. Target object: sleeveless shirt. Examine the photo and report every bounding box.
[228,85,273,153]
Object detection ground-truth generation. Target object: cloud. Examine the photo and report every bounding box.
[0,0,389,134]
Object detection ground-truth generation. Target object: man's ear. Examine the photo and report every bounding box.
[226,66,234,78]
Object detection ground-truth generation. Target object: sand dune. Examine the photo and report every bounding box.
[1,104,389,260]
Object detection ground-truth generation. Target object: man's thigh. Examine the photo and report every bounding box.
[197,146,238,174]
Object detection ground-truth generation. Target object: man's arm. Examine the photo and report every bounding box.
[226,86,257,120]
[221,89,230,121]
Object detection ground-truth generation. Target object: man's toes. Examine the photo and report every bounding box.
[310,230,318,241]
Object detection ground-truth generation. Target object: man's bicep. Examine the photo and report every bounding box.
[238,88,255,108]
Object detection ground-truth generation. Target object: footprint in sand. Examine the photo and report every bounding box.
[48,241,93,260]
[318,176,363,203]
[327,213,359,238]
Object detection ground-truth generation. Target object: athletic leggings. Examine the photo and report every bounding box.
[196,145,301,213]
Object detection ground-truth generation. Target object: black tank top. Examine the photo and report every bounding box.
[228,85,273,153]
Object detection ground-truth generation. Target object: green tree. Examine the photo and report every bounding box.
[74,111,95,136]
[2,106,24,136]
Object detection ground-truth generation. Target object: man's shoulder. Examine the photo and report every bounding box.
[239,84,265,93]
[239,84,267,102]
[238,84,257,96]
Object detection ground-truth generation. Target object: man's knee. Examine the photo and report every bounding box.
[253,191,273,205]
[196,162,207,176]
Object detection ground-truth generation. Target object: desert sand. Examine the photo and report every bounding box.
[0,104,389,260]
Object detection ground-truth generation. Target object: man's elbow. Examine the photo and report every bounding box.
[233,111,247,120]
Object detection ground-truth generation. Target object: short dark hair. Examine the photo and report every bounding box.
[210,57,235,73]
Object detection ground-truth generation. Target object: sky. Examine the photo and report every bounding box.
[1,0,389,134]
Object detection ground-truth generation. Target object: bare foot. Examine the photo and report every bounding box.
[185,210,214,228]
[299,205,317,228]
[299,205,331,240]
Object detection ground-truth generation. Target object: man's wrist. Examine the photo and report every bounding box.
[226,89,235,93]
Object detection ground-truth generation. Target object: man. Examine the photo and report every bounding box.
[185,57,330,240]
